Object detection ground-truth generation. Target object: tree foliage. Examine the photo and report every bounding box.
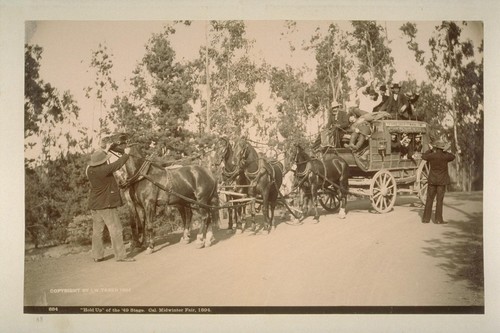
[402,21,483,191]
[351,21,395,84]
[84,43,119,136]
[192,20,264,138]
[306,23,354,107]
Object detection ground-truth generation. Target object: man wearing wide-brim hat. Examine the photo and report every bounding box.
[421,140,455,224]
[86,141,135,262]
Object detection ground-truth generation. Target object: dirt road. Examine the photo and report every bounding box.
[24,192,483,311]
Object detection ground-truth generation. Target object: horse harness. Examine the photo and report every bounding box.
[240,146,283,192]
[291,148,329,191]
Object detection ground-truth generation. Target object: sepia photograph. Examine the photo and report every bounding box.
[2,0,500,332]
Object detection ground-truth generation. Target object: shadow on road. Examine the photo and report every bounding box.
[421,203,484,297]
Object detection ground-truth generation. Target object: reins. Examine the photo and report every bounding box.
[115,143,250,211]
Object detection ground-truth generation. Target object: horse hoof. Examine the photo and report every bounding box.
[145,247,154,255]
[196,241,205,249]
[313,215,320,221]
[181,237,190,244]
[338,212,346,219]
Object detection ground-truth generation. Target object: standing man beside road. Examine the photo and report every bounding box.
[86,141,135,262]
[421,140,455,224]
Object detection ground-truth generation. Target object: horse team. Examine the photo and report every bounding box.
[110,135,349,255]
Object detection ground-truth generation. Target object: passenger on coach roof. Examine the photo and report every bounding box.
[373,84,389,113]
[379,82,410,119]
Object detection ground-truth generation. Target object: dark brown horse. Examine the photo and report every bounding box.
[113,143,219,253]
[232,138,283,233]
[287,143,349,220]
[213,137,249,233]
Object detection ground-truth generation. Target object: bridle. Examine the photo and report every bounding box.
[109,142,158,189]
[215,139,240,182]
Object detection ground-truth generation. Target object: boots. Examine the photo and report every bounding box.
[344,132,358,150]
[344,132,365,152]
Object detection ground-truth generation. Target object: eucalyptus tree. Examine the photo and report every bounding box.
[192,20,264,138]
[84,43,118,138]
[306,23,355,107]
[351,21,395,86]
[401,21,483,191]
[268,65,311,144]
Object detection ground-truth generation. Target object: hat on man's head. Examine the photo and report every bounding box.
[432,140,447,150]
[331,101,341,109]
[379,85,387,92]
[89,150,111,166]
[391,83,401,89]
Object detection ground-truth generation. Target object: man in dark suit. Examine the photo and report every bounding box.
[379,83,409,119]
[87,142,135,262]
[421,140,455,224]
[373,84,388,112]
[314,102,350,150]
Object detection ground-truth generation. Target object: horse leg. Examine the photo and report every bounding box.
[238,204,248,234]
[268,192,278,231]
[248,187,257,233]
[338,166,348,219]
[236,199,248,233]
[226,194,234,232]
[312,187,320,221]
[204,195,219,247]
[123,189,143,250]
[311,178,320,221]
[300,190,309,219]
[195,208,207,249]
[338,192,346,219]
[338,189,347,219]
[262,190,271,233]
[128,204,143,250]
[178,207,190,244]
[144,199,156,254]
[202,207,215,248]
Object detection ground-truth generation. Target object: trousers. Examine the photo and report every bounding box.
[423,184,446,223]
[91,208,127,260]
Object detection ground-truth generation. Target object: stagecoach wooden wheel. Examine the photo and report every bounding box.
[369,169,397,213]
[416,160,430,204]
[318,189,341,212]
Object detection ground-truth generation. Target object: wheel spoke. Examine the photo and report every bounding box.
[370,169,397,213]
[380,197,387,210]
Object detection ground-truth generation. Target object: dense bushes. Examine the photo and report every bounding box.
[25,152,187,248]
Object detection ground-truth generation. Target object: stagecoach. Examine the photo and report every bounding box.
[317,119,431,214]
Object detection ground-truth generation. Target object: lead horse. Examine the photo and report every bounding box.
[213,137,249,233]
[112,141,219,253]
[288,143,349,220]
[232,138,283,233]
